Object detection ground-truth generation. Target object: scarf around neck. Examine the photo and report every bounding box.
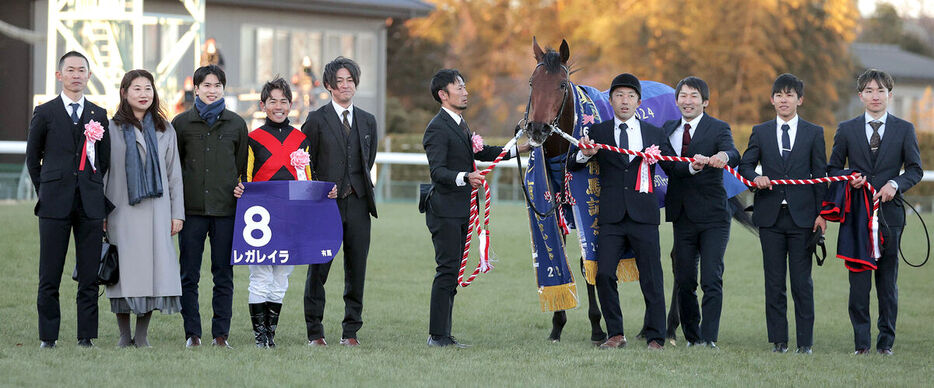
[195,96,226,126]
[123,112,164,205]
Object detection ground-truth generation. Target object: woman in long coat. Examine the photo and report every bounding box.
[105,69,184,347]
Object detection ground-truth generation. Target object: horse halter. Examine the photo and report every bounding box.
[521,62,571,147]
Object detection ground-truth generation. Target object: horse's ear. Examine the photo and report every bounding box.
[559,39,570,64]
[533,36,545,63]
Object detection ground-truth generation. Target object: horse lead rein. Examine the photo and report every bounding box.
[550,127,877,198]
[457,130,526,287]
[550,127,889,259]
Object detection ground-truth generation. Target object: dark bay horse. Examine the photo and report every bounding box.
[521,38,756,344]
[524,38,606,344]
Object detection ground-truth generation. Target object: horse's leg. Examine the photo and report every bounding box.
[548,311,567,342]
[581,256,606,344]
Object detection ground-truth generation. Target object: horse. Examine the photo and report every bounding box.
[522,38,606,344]
[521,38,756,344]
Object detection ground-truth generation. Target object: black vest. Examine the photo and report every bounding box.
[342,121,367,198]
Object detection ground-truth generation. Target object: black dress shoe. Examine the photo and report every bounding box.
[772,342,788,353]
[448,336,471,348]
[77,338,94,348]
[39,340,56,349]
[795,346,812,354]
[877,348,893,356]
[427,335,453,347]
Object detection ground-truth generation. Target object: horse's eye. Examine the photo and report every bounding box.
[560,83,567,90]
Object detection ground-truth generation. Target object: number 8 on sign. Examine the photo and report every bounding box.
[243,205,272,247]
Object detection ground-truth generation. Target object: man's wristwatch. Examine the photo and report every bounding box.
[462,173,470,185]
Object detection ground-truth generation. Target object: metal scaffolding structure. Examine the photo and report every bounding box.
[40,0,204,109]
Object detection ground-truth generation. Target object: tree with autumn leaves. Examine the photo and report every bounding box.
[388,0,860,135]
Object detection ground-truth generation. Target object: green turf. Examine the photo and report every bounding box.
[0,201,932,386]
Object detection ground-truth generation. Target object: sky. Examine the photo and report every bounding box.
[859,0,934,17]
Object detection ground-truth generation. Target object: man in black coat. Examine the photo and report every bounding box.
[302,57,378,347]
[569,73,675,349]
[26,51,111,348]
[662,76,740,349]
[738,74,827,354]
[422,69,528,347]
[827,69,923,355]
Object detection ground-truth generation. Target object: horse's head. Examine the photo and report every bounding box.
[524,38,571,147]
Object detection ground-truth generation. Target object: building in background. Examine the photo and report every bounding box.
[0,0,431,198]
[5,0,431,143]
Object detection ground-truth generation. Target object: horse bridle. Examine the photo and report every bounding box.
[516,62,573,219]
[519,62,571,147]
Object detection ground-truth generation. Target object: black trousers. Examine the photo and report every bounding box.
[596,218,666,344]
[759,207,814,347]
[304,194,371,340]
[178,215,235,340]
[849,226,901,351]
[666,248,681,338]
[37,193,102,341]
[425,212,468,337]
[673,218,730,343]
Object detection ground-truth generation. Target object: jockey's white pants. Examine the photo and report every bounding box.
[248,265,295,304]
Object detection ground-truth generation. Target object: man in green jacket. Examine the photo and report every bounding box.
[172,65,248,348]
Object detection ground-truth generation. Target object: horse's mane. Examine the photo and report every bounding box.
[540,49,565,73]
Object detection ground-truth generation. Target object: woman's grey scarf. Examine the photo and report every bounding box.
[123,113,163,205]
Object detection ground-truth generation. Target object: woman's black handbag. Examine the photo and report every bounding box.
[72,235,120,286]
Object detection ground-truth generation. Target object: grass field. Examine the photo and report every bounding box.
[1,201,932,386]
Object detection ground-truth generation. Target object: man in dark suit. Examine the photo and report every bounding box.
[422,69,528,347]
[570,73,675,350]
[302,57,378,347]
[662,76,740,349]
[828,69,923,356]
[26,51,111,348]
[739,74,827,354]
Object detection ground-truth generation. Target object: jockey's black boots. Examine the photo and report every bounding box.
[265,302,282,348]
[249,303,268,348]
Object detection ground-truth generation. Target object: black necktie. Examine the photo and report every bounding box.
[618,123,629,161]
[459,116,471,138]
[869,120,882,154]
[341,110,351,135]
[780,123,791,161]
[69,103,79,124]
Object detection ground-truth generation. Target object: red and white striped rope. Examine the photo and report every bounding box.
[458,132,524,287]
[573,141,877,202]
[568,135,884,259]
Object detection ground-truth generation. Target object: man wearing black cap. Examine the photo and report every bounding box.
[569,73,675,349]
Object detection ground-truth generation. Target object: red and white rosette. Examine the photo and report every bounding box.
[635,144,661,193]
[80,120,105,172]
[290,149,310,181]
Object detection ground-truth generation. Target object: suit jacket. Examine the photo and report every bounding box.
[738,118,827,229]
[662,114,740,224]
[423,110,506,219]
[26,96,111,219]
[568,118,675,225]
[302,103,378,218]
[827,114,923,227]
